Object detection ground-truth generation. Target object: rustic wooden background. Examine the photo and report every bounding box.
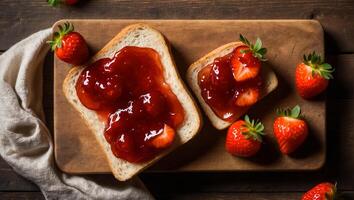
[0,1,353,199]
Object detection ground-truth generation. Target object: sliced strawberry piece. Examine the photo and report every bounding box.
[150,124,175,149]
[234,86,260,107]
[231,46,261,82]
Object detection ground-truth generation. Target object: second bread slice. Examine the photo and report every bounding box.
[186,42,278,130]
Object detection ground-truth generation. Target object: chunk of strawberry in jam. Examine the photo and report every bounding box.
[76,58,123,110]
[76,46,185,163]
[210,56,235,91]
[140,90,167,117]
[105,101,165,162]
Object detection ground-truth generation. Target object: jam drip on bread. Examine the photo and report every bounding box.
[76,46,184,163]
[198,35,266,122]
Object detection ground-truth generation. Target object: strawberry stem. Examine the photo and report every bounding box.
[47,22,74,51]
[239,34,267,61]
[242,115,265,142]
[303,51,334,80]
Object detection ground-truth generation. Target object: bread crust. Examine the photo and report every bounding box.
[186,42,278,130]
[63,24,202,181]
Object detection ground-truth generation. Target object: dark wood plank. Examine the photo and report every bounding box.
[327,55,354,99]
[0,192,44,200]
[0,191,353,200]
[327,99,354,191]
[160,192,302,200]
[0,0,354,52]
[158,192,354,200]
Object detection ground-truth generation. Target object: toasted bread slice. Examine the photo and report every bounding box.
[63,24,202,181]
[187,42,278,130]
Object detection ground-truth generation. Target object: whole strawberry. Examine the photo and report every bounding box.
[48,0,79,6]
[302,182,336,200]
[295,52,334,99]
[273,105,308,154]
[48,22,89,65]
[226,115,265,157]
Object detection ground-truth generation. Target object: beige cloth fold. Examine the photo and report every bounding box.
[0,29,154,200]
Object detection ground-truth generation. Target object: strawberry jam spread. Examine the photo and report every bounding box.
[76,46,184,163]
[198,45,262,122]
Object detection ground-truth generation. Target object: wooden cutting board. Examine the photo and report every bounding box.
[54,20,325,173]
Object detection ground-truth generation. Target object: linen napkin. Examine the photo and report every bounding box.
[0,29,154,200]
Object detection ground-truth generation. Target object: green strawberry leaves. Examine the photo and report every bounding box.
[239,34,267,61]
[242,115,266,142]
[303,51,334,80]
[47,22,74,51]
[48,0,60,6]
[277,105,302,119]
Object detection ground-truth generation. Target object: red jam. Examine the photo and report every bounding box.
[198,47,262,122]
[76,46,184,163]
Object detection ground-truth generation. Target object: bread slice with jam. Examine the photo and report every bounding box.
[186,42,278,130]
[63,24,202,181]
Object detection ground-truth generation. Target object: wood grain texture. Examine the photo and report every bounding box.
[327,55,354,99]
[1,191,353,200]
[53,19,325,173]
[158,192,354,200]
[0,0,354,52]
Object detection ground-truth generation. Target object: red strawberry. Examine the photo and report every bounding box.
[231,34,267,82]
[48,0,79,6]
[226,115,265,157]
[295,52,334,99]
[302,182,336,200]
[150,124,175,149]
[273,105,308,154]
[48,22,89,65]
[234,86,260,107]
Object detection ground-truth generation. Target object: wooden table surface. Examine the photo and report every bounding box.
[0,1,353,199]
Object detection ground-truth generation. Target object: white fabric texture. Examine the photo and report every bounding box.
[0,29,154,200]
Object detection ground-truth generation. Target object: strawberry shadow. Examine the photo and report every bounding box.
[245,136,281,165]
[169,43,189,78]
[71,0,91,8]
[264,61,293,101]
[287,124,322,159]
